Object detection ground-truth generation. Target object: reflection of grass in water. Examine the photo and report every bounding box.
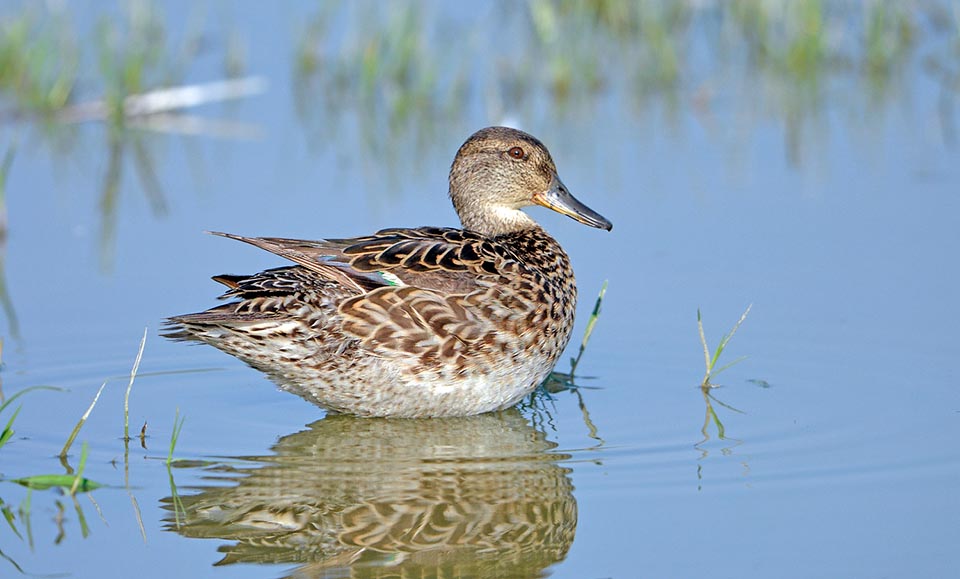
[1,497,22,541]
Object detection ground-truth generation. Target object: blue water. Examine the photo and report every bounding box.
[1,2,958,578]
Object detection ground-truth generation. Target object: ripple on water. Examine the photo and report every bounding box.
[557,414,960,497]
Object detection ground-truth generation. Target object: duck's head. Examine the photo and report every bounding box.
[449,126,613,237]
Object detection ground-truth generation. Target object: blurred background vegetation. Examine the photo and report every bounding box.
[293,0,960,162]
[1,0,958,206]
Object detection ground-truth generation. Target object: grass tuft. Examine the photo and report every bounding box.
[698,304,752,388]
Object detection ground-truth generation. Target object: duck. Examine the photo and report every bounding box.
[165,126,611,418]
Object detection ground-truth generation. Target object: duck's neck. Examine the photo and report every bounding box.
[459,206,539,238]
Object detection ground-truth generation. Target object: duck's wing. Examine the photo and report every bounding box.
[210,227,508,296]
[338,285,492,360]
[330,228,537,359]
[209,228,529,359]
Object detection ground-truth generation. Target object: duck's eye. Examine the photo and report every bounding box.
[508,146,525,159]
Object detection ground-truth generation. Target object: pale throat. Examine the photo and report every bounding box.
[460,204,538,237]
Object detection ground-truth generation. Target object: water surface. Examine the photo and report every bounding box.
[1,2,958,578]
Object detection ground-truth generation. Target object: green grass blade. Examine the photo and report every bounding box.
[716,304,752,356]
[0,404,22,449]
[167,463,184,528]
[0,385,63,415]
[60,381,106,458]
[697,308,711,381]
[68,442,89,495]
[167,408,185,466]
[582,280,607,347]
[12,474,102,492]
[711,355,749,378]
[709,337,724,371]
[123,328,148,441]
[569,281,607,377]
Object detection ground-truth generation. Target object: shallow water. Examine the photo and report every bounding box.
[1,2,959,578]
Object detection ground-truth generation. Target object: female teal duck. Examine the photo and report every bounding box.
[166,126,611,418]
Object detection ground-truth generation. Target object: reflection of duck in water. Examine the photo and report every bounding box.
[165,126,611,418]
[163,410,577,577]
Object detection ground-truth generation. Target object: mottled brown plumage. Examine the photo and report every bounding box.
[165,126,611,417]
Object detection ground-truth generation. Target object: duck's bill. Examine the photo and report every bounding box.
[534,176,613,231]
